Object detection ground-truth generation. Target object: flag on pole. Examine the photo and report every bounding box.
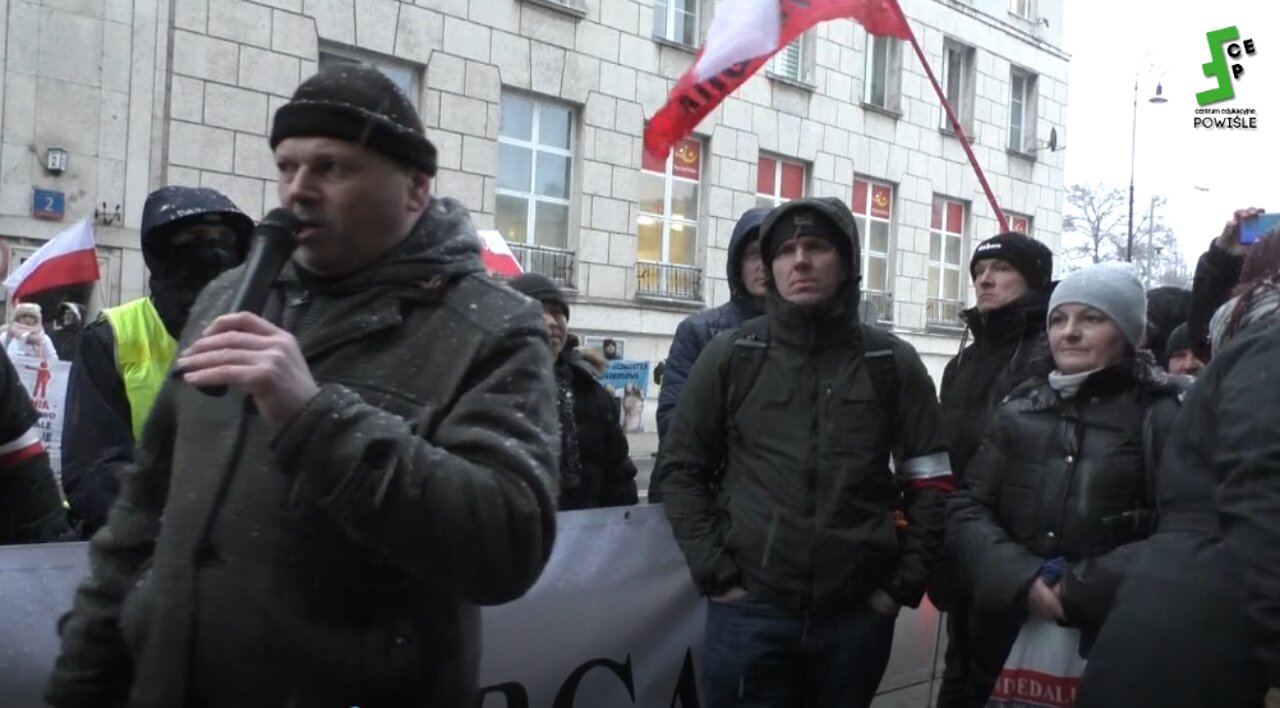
[477,230,525,277]
[2,220,100,301]
[644,0,912,160]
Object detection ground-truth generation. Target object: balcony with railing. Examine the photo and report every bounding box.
[926,297,966,330]
[862,290,894,323]
[636,261,703,302]
[506,242,575,287]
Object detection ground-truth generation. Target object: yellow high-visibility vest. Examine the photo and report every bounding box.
[103,297,177,441]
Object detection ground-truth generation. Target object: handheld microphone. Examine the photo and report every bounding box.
[195,207,301,397]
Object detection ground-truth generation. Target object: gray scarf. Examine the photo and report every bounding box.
[1048,368,1102,399]
[1210,284,1280,355]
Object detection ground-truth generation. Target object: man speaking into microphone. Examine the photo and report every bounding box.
[46,64,561,708]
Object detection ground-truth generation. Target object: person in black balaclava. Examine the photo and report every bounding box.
[59,186,252,537]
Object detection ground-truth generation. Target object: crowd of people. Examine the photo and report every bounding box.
[0,61,1276,708]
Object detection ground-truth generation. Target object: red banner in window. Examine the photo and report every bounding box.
[672,139,701,179]
[946,201,964,234]
[1010,216,1029,234]
[931,198,943,230]
[870,184,892,219]
[853,180,868,214]
[780,161,805,199]
[758,156,777,194]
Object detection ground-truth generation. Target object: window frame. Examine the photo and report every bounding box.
[495,93,576,250]
[637,137,703,266]
[767,37,807,84]
[929,195,968,311]
[1009,0,1034,20]
[317,47,419,103]
[653,0,700,47]
[1008,213,1033,237]
[863,34,903,112]
[940,40,976,133]
[756,154,807,208]
[851,177,896,322]
[1008,68,1038,154]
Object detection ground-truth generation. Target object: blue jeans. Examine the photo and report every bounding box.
[702,597,897,708]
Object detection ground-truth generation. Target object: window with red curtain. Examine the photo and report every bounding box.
[1008,213,1032,237]
[851,177,894,302]
[756,154,806,208]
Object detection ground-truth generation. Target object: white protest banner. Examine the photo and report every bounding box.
[0,506,942,707]
[477,505,704,707]
[10,353,70,476]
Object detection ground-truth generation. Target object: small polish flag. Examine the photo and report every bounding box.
[3,219,100,301]
[477,230,524,277]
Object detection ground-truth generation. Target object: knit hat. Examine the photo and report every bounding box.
[971,232,1054,290]
[270,63,437,176]
[1162,322,1193,367]
[761,204,853,266]
[1048,262,1147,349]
[509,272,569,319]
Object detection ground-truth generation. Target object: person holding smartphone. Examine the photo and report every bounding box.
[1186,207,1267,361]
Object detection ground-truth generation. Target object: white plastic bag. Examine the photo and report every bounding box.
[986,617,1087,708]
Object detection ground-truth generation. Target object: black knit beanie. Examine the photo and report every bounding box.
[509,272,569,319]
[270,63,437,176]
[762,205,853,266]
[970,232,1054,290]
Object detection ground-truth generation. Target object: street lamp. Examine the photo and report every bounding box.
[1127,53,1168,262]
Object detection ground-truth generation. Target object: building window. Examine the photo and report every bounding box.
[768,37,806,83]
[863,34,903,111]
[941,41,976,133]
[756,155,806,208]
[637,138,703,300]
[1009,69,1038,153]
[1010,0,1033,19]
[654,0,699,46]
[851,178,895,322]
[1008,213,1033,236]
[318,49,418,102]
[496,94,574,252]
[928,196,967,328]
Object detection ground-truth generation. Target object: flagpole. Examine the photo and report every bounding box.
[898,30,1008,232]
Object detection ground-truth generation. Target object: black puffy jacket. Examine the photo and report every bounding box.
[940,289,1054,483]
[946,362,1183,705]
[1078,321,1280,708]
[557,349,639,511]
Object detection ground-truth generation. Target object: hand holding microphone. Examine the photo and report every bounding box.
[176,209,320,428]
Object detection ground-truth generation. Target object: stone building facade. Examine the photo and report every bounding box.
[0,0,1068,428]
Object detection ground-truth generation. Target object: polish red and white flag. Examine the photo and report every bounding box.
[645,0,912,160]
[3,219,100,301]
[477,230,525,277]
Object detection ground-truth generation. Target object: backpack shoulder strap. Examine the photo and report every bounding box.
[859,323,900,425]
[725,316,770,421]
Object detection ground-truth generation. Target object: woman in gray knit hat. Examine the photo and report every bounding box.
[945,262,1188,706]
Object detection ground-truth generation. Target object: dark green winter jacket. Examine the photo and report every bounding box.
[659,197,951,617]
[46,198,560,708]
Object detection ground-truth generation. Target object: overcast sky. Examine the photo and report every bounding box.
[1061,0,1279,269]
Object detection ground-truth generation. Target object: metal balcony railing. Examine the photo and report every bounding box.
[926,297,966,329]
[636,261,703,301]
[506,243,575,287]
[862,290,894,323]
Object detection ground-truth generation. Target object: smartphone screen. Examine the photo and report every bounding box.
[1241,212,1280,244]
